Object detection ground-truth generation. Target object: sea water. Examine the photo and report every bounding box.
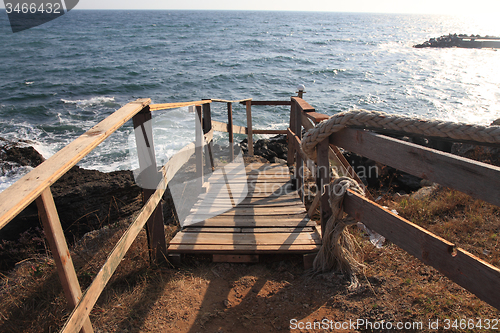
[1,10,500,191]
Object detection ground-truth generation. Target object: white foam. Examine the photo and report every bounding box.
[61,96,115,107]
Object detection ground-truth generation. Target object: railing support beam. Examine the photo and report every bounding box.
[132,106,167,264]
[317,138,332,237]
[35,188,94,333]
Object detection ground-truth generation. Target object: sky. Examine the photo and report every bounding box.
[66,0,500,16]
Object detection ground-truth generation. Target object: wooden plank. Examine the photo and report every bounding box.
[169,232,321,245]
[294,99,304,202]
[149,99,211,112]
[161,142,194,182]
[350,126,500,149]
[183,227,315,233]
[303,111,330,123]
[168,243,320,254]
[189,216,314,228]
[240,100,292,106]
[183,227,242,233]
[307,191,321,218]
[330,129,500,207]
[246,101,254,155]
[211,98,252,103]
[291,97,315,112]
[36,188,94,333]
[211,120,247,135]
[213,254,259,263]
[252,129,288,135]
[203,105,215,172]
[317,138,331,236]
[240,227,316,233]
[0,99,151,230]
[61,176,168,333]
[132,109,167,264]
[287,128,310,162]
[344,189,500,310]
[218,206,306,215]
[195,106,203,189]
[194,201,304,208]
[228,102,234,161]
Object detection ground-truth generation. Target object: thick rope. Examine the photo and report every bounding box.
[301,109,500,161]
[312,169,365,288]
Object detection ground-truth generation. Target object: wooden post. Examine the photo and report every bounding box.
[202,102,214,171]
[245,100,254,156]
[287,101,296,167]
[294,100,303,201]
[132,106,167,264]
[227,102,234,161]
[317,138,332,237]
[35,188,94,333]
[195,105,204,189]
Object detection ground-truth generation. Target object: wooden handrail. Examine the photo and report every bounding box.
[239,100,292,106]
[211,120,286,135]
[344,189,500,310]
[0,98,151,230]
[329,129,500,207]
[149,99,212,112]
[211,98,252,103]
[61,175,169,333]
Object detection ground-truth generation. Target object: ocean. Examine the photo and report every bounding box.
[1,10,500,191]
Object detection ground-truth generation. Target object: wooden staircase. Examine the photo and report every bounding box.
[168,162,321,262]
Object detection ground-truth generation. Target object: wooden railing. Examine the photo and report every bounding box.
[0,96,293,332]
[286,97,500,310]
[2,94,499,332]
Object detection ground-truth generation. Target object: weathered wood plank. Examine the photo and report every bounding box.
[149,99,211,112]
[0,99,151,231]
[132,108,167,264]
[195,106,203,189]
[293,99,304,201]
[246,100,254,155]
[344,189,500,310]
[168,243,320,254]
[307,191,321,218]
[183,227,242,233]
[239,100,292,106]
[61,176,168,333]
[227,102,234,161]
[303,111,330,123]
[317,138,331,236]
[240,227,316,233]
[36,188,94,333]
[211,98,252,103]
[211,120,247,135]
[252,129,288,135]
[330,129,500,207]
[291,97,315,112]
[170,232,321,245]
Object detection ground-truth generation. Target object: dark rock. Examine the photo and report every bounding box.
[245,135,288,162]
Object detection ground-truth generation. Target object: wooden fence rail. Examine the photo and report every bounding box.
[286,96,500,310]
[2,94,500,333]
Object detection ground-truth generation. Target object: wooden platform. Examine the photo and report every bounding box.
[168,163,321,257]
